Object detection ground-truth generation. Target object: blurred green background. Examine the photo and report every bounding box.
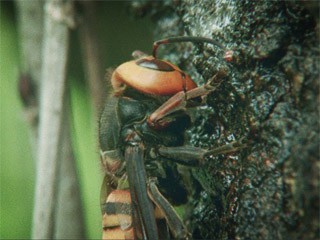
[0,1,153,239]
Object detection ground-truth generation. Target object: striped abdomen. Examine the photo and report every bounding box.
[102,190,134,240]
[101,188,170,240]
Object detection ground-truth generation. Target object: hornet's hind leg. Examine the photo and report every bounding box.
[148,179,191,240]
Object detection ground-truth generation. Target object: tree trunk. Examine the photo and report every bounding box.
[131,1,319,239]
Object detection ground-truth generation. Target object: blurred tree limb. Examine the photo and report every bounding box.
[16,0,43,87]
[16,0,43,149]
[17,0,85,238]
[78,1,107,115]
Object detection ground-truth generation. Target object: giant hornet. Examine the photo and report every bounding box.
[99,36,244,239]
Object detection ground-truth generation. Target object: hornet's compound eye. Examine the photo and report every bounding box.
[136,58,175,72]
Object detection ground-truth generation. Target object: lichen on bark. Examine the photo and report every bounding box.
[132,1,319,239]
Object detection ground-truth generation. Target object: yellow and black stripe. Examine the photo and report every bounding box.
[102,190,134,240]
[101,188,171,240]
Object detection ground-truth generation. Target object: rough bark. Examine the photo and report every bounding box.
[132,1,319,239]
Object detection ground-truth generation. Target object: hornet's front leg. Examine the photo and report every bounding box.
[147,71,226,130]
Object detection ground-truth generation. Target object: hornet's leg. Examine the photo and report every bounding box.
[147,179,190,240]
[155,138,246,166]
[147,71,226,130]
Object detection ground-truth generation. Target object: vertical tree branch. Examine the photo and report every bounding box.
[78,1,107,114]
[16,0,44,151]
[31,0,84,238]
[54,97,85,239]
[16,0,44,87]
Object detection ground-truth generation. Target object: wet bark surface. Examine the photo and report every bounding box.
[132,1,319,239]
